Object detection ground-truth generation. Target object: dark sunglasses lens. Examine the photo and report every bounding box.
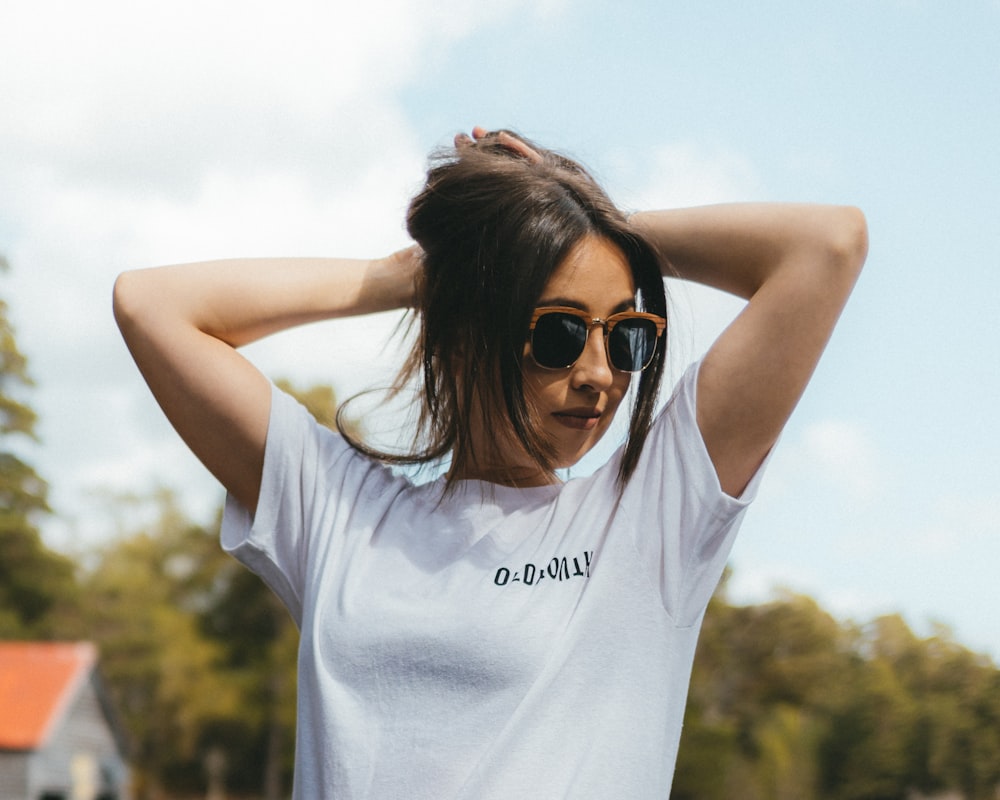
[609,319,658,372]
[532,313,587,368]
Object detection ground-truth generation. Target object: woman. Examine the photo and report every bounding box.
[114,127,867,798]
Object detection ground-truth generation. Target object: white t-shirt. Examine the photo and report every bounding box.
[221,360,768,799]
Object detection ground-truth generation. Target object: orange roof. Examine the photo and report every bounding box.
[0,642,97,750]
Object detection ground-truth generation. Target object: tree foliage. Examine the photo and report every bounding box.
[0,257,76,637]
[675,574,1000,800]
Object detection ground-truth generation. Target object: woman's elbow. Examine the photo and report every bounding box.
[112,270,136,325]
[112,268,167,339]
[112,269,147,333]
[828,205,869,276]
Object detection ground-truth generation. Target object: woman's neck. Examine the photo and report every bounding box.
[447,462,560,488]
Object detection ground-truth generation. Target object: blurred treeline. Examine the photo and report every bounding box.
[674,579,1000,799]
[2,266,1000,799]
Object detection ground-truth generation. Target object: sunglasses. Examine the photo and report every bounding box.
[528,306,666,373]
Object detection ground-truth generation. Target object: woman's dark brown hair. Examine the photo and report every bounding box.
[338,130,668,490]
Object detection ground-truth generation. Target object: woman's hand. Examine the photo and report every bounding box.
[377,244,423,309]
[455,126,544,164]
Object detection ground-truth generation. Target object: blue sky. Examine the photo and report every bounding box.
[2,0,998,658]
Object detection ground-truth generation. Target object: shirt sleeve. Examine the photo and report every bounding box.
[617,359,773,626]
[219,382,361,626]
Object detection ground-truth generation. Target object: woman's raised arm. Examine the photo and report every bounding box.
[113,248,419,513]
[632,204,868,497]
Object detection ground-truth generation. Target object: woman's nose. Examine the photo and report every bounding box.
[569,325,614,391]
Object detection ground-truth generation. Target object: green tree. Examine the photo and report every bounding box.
[871,617,1000,800]
[673,574,742,799]
[750,703,823,800]
[818,651,916,800]
[678,580,851,799]
[0,256,75,637]
[80,491,242,798]
[197,545,298,799]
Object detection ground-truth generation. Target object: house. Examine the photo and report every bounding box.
[0,642,130,800]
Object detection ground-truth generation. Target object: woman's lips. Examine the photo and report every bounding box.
[553,410,602,431]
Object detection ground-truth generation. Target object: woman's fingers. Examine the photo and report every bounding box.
[456,127,543,163]
[497,131,543,163]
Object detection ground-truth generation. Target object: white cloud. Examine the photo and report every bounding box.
[802,419,882,501]
[779,418,885,504]
[1,0,559,204]
[910,492,999,558]
[610,140,763,211]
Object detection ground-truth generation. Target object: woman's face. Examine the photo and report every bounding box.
[521,235,637,472]
[457,234,637,486]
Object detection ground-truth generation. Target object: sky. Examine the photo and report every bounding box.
[2,1,998,659]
